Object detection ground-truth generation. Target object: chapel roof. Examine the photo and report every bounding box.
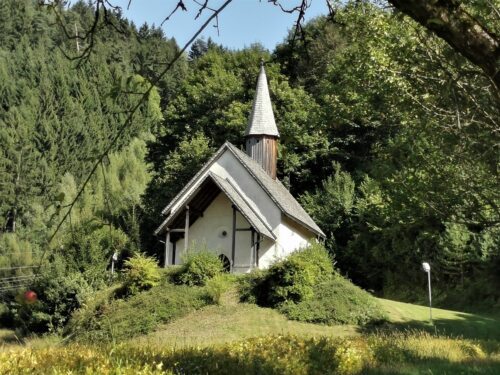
[226,143,324,237]
[155,142,325,238]
[244,63,280,138]
[208,172,275,239]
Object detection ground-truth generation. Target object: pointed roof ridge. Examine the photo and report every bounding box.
[245,63,280,137]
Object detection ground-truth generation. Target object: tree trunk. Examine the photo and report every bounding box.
[389,0,500,90]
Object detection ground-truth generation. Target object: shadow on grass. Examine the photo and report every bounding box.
[0,328,21,345]
[362,312,500,341]
[363,359,500,375]
[126,344,500,375]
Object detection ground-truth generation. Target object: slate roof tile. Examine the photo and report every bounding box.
[244,65,279,137]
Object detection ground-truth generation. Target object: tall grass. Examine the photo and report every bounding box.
[1,332,498,374]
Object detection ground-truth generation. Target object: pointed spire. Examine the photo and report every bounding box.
[245,62,280,138]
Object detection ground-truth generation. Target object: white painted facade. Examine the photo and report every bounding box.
[174,192,254,271]
[162,148,317,273]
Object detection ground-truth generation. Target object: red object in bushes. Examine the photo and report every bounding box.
[24,290,37,304]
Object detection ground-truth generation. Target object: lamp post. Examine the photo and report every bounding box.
[111,252,118,276]
[422,262,432,324]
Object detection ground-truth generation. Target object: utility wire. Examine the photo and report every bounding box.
[34,0,233,278]
[0,285,31,291]
[0,265,40,271]
[0,275,34,281]
[0,282,31,290]
[0,251,36,256]
[0,276,35,284]
[0,286,30,293]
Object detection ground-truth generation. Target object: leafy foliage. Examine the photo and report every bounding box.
[263,242,334,306]
[66,282,209,343]
[242,242,334,307]
[122,253,161,296]
[301,164,356,257]
[8,258,92,334]
[175,251,224,287]
[205,273,236,305]
[280,275,385,325]
[241,243,381,326]
[276,3,499,304]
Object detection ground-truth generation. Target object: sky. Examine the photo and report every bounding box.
[113,0,329,51]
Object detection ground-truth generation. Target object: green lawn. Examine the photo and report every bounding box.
[378,298,500,340]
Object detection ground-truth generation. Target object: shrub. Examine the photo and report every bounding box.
[238,269,267,304]
[60,224,129,289]
[239,242,382,327]
[66,283,210,343]
[259,241,334,306]
[122,253,161,295]
[206,274,236,304]
[175,251,223,286]
[279,275,386,325]
[10,267,92,334]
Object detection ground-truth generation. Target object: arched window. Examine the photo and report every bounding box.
[218,254,231,273]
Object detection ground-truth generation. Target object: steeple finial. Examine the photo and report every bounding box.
[244,63,279,138]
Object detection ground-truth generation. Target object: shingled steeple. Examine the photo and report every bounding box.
[245,62,279,179]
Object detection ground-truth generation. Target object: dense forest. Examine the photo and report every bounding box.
[0,0,498,332]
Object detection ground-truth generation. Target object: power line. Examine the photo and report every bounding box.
[0,265,39,271]
[0,251,36,256]
[0,284,30,292]
[0,281,29,290]
[0,275,34,281]
[0,276,34,284]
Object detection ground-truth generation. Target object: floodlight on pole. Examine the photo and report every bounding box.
[421,262,432,324]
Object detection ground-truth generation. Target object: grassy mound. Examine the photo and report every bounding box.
[66,282,210,343]
[138,296,357,347]
[280,275,385,325]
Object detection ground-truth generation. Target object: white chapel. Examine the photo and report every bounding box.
[155,63,325,273]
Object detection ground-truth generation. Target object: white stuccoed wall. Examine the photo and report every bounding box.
[174,192,254,272]
[276,216,315,257]
[257,237,279,269]
[257,217,315,269]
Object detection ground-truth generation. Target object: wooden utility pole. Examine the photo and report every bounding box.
[164,229,170,268]
[231,205,237,271]
[184,206,190,251]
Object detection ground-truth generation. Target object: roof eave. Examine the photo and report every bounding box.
[282,212,326,239]
[245,133,280,138]
[160,142,231,216]
[208,172,276,240]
